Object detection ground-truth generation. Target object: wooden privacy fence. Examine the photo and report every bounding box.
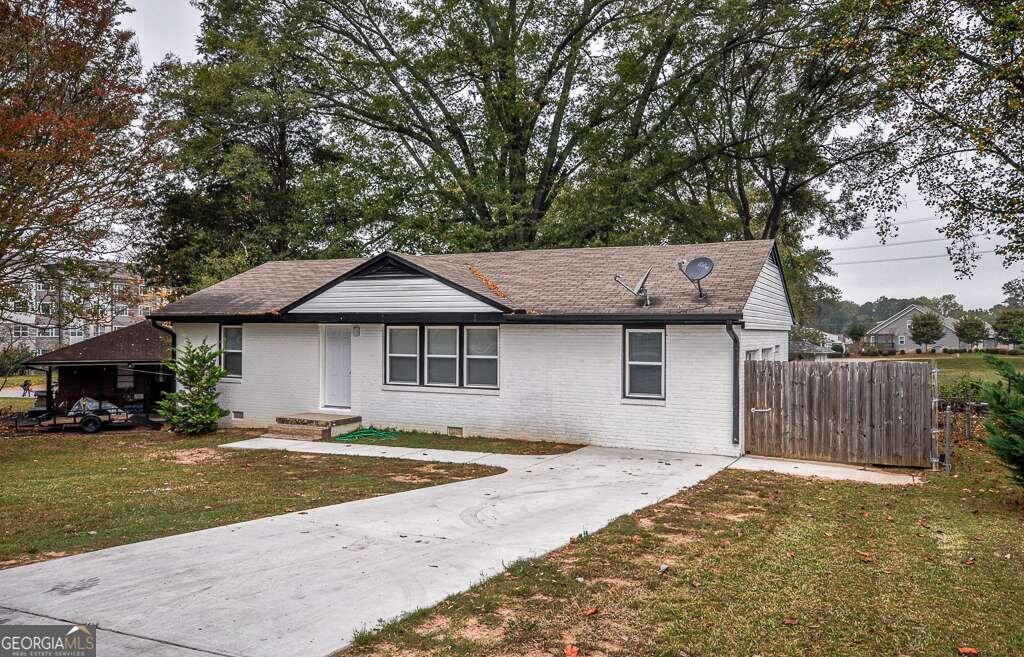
[745,361,936,467]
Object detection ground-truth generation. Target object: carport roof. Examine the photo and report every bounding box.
[24,320,172,366]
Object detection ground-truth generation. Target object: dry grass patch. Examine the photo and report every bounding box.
[345,441,1024,657]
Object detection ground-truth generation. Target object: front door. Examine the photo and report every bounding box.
[323,326,351,408]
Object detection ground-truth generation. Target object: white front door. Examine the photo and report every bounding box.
[323,326,351,408]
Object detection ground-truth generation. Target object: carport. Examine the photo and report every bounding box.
[23,321,174,413]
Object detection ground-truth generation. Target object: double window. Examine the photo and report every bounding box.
[221,325,243,378]
[386,326,499,388]
[625,328,665,399]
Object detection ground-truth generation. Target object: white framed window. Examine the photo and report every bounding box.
[745,349,759,361]
[625,328,665,398]
[67,326,84,338]
[386,326,420,384]
[34,280,47,292]
[774,345,781,359]
[464,326,499,388]
[425,327,458,386]
[898,335,906,346]
[112,282,125,295]
[761,347,773,360]
[220,325,243,378]
[12,325,34,338]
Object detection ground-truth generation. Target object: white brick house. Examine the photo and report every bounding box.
[152,240,794,456]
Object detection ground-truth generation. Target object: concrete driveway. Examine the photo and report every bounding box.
[0,438,733,657]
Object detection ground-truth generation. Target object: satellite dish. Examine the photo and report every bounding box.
[677,256,715,298]
[614,266,653,307]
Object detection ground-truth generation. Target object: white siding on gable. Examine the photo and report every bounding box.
[290,277,499,314]
[742,257,793,330]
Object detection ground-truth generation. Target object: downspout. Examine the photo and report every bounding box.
[725,321,740,445]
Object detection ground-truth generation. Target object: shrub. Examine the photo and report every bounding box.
[977,355,1024,485]
[915,348,922,354]
[156,340,229,435]
[939,374,983,404]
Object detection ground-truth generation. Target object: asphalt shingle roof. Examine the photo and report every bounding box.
[25,320,172,365]
[154,240,779,318]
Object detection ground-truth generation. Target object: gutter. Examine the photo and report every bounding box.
[725,320,741,445]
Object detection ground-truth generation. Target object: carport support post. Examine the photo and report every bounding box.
[45,367,53,412]
[944,404,952,474]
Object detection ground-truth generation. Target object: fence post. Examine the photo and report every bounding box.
[944,403,952,474]
[966,404,973,442]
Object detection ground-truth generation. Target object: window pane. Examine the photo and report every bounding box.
[628,364,662,396]
[427,357,457,385]
[465,328,498,356]
[628,331,662,363]
[466,358,498,386]
[222,327,242,351]
[223,352,243,377]
[427,328,457,355]
[389,328,418,355]
[389,355,418,383]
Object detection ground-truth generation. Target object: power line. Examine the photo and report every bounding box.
[832,249,996,266]
[831,234,986,251]
[848,217,943,232]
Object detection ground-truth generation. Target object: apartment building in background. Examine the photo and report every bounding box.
[1,262,169,355]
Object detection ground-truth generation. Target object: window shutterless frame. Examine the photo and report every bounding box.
[623,327,665,399]
[462,326,499,388]
[385,325,420,385]
[424,326,459,386]
[220,324,243,378]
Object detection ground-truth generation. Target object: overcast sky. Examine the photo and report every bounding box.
[122,2,1020,309]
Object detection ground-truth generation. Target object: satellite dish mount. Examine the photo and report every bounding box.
[678,257,715,299]
[614,266,653,307]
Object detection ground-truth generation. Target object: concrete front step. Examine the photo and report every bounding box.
[269,412,362,440]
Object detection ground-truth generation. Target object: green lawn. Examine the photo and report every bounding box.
[330,430,582,455]
[1,398,37,413]
[863,352,1023,386]
[0,429,502,569]
[346,441,1024,657]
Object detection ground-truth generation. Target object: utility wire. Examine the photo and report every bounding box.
[847,216,943,231]
[832,249,996,266]
[830,234,986,251]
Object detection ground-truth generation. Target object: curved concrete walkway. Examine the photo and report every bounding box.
[0,439,734,657]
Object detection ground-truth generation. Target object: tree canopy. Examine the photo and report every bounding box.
[0,0,156,324]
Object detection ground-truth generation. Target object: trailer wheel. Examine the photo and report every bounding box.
[80,415,103,434]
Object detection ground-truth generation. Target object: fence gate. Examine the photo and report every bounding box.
[745,361,936,467]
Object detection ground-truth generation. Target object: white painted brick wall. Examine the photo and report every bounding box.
[170,322,781,457]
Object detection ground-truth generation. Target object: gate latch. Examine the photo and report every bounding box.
[750,407,773,413]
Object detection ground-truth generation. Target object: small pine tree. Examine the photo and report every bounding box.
[977,355,1024,485]
[157,340,229,435]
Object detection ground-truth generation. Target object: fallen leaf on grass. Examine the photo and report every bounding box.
[856,551,874,563]
[584,607,599,617]
[565,645,580,657]
[785,550,796,558]
[783,617,799,626]
[957,647,979,656]
[720,539,732,547]
[963,558,975,565]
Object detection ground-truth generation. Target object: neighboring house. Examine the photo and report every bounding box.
[865,304,992,352]
[151,240,794,456]
[1,262,169,355]
[821,331,851,353]
[789,340,833,361]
